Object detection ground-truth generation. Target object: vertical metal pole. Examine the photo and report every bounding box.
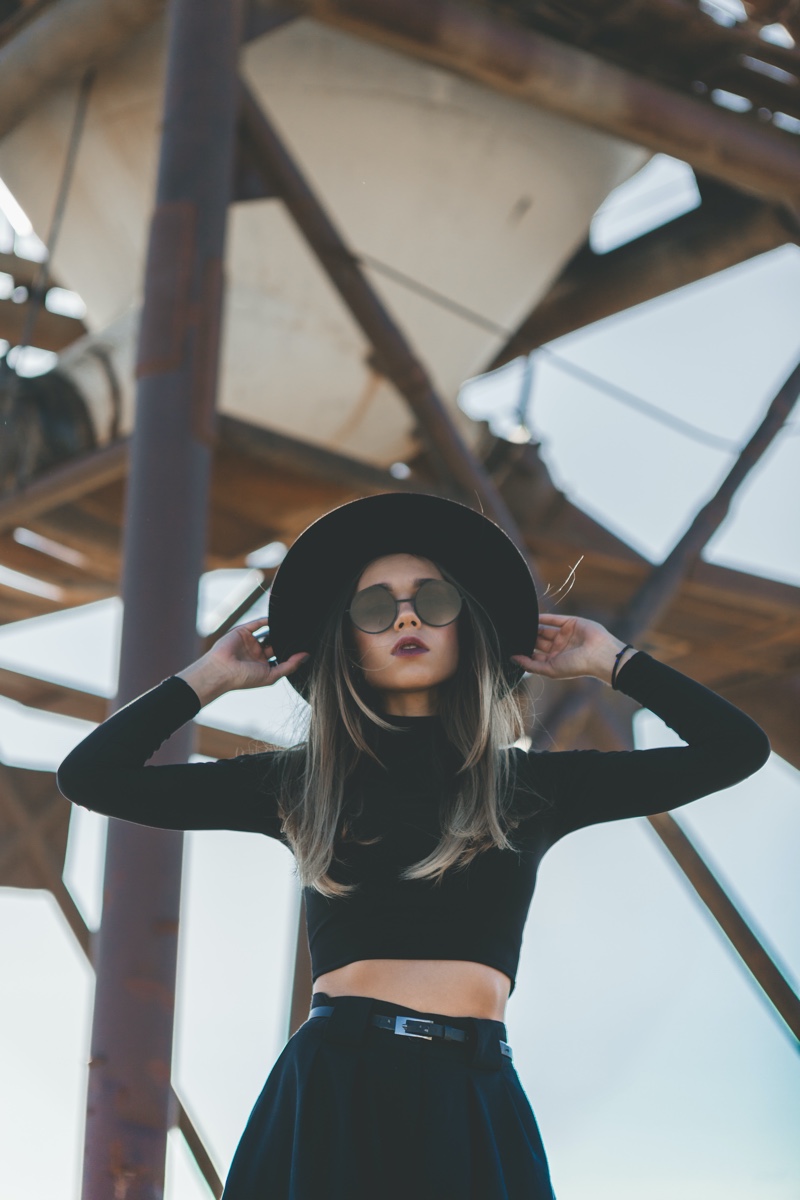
[82,2,242,1197]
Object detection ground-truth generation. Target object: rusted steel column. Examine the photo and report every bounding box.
[81,2,242,1198]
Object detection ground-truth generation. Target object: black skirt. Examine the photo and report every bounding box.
[222,992,557,1200]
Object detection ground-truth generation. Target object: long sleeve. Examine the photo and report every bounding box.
[57,675,287,839]
[520,651,771,846]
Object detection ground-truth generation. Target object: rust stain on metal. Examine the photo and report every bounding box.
[109,1138,140,1200]
[123,976,175,1011]
[335,0,438,44]
[136,200,196,378]
[152,917,180,936]
[146,1057,171,1085]
[191,256,224,448]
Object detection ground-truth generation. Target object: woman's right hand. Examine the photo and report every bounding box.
[176,618,310,706]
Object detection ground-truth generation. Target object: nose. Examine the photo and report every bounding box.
[393,600,421,631]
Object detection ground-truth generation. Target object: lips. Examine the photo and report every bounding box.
[391,636,429,655]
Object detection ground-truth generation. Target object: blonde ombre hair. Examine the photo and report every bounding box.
[272,561,534,898]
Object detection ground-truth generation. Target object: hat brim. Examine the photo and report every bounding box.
[267,492,538,696]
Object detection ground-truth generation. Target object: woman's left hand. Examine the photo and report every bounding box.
[511,613,633,685]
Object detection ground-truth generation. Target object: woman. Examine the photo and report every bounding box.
[57,492,770,1200]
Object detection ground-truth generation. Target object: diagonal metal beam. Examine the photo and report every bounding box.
[199,569,271,654]
[485,187,798,373]
[0,761,92,956]
[0,784,63,878]
[13,872,225,1198]
[529,360,800,1044]
[216,412,439,494]
[646,811,800,1047]
[288,892,313,1038]
[175,1103,224,1198]
[0,440,129,537]
[236,79,545,588]
[569,708,800,1047]
[305,0,800,207]
[0,665,259,759]
[617,357,800,644]
[534,354,800,747]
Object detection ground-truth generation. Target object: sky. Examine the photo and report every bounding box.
[0,153,799,1200]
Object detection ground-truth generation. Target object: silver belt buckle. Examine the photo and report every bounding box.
[395,1015,433,1040]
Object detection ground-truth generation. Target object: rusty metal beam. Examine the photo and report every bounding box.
[305,0,800,207]
[0,414,437,544]
[288,892,314,1037]
[0,664,253,757]
[618,357,800,644]
[487,185,798,372]
[217,413,440,495]
[529,360,800,1043]
[0,296,85,351]
[242,0,298,42]
[0,2,58,52]
[0,850,224,1197]
[720,671,800,770]
[564,706,800,1048]
[534,356,800,747]
[0,439,128,536]
[0,664,109,721]
[175,1104,224,1198]
[647,811,800,1046]
[199,569,271,653]
[81,1,243,1196]
[236,80,545,580]
[15,866,224,1197]
[0,760,92,955]
[0,252,88,349]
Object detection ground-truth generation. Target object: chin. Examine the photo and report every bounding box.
[385,664,456,691]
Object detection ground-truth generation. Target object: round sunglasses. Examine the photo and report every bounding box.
[348,579,462,634]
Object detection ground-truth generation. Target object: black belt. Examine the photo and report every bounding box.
[308,1005,513,1060]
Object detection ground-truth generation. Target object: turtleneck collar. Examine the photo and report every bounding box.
[378,711,442,730]
[366,709,459,778]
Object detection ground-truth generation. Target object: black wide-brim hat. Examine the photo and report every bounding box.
[267,492,538,696]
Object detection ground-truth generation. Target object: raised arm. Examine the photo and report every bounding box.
[510,614,770,842]
[57,619,310,837]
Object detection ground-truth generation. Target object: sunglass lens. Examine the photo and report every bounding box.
[349,585,396,633]
[415,579,462,626]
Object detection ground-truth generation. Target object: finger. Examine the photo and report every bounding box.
[511,655,555,678]
[537,622,561,636]
[269,651,310,678]
[286,651,311,668]
[535,628,558,644]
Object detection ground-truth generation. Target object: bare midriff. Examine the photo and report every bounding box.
[313,959,511,1022]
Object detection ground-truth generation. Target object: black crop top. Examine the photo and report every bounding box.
[56,653,770,995]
